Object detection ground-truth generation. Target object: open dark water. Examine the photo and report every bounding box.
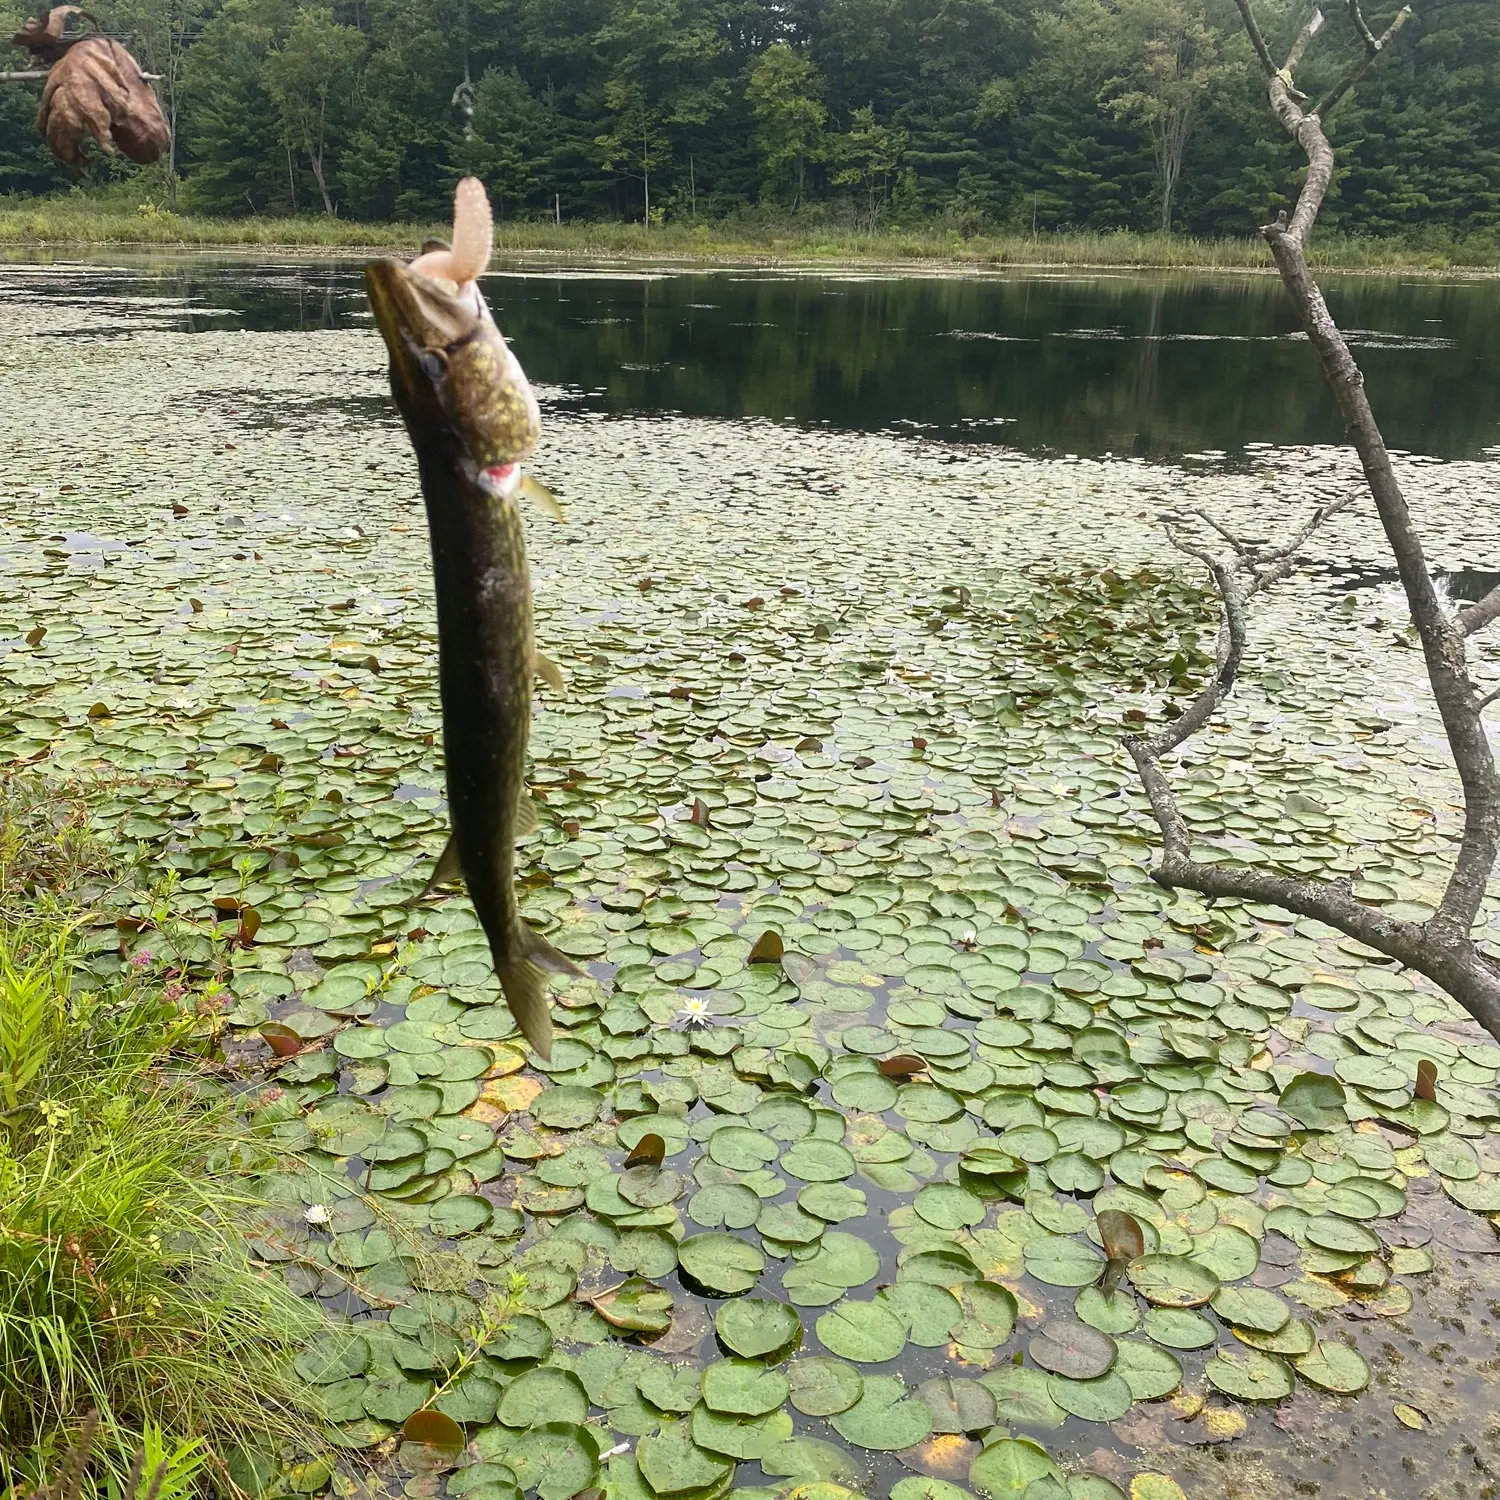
[3,254,1499,459]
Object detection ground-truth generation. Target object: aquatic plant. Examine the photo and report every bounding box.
[3,258,1499,1495]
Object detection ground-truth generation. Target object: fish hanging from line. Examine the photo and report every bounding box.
[365,176,577,1061]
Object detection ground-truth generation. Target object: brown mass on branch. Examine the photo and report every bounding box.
[11,5,92,63]
[34,33,169,166]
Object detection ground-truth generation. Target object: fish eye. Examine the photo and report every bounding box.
[419,348,449,379]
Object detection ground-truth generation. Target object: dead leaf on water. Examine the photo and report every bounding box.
[259,1022,303,1058]
[401,1408,464,1455]
[1415,1059,1438,1101]
[879,1054,927,1078]
[747,930,784,964]
[895,1434,978,1482]
[625,1133,666,1171]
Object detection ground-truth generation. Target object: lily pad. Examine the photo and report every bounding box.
[1127,1254,1220,1307]
[830,1374,934,1451]
[636,1420,734,1496]
[787,1356,865,1416]
[1029,1320,1118,1379]
[715,1298,801,1359]
[678,1234,766,1295]
[969,1438,1061,1498]
[1293,1340,1371,1393]
[816,1300,908,1363]
[1203,1349,1294,1401]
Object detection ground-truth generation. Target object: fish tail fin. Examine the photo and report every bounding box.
[495,925,584,1063]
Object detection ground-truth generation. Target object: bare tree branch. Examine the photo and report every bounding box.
[1231,0,1278,78]
[1125,0,1500,1043]
[1346,0,1379,49]
[1314,4,1413,119]
[1458,582,1500,636]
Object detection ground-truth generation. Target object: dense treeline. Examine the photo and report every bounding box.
[1,0,1497,236]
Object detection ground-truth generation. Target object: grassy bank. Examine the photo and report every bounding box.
[3,193,1500,270]
[0,778,321,1495]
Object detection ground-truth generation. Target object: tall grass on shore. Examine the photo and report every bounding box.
[0,780,321,1497]
[2,191,1499,271]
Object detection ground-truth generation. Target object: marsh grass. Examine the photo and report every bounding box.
[0,779,324,1497]
[3,191,1500,270]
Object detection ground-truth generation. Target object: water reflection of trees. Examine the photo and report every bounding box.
[18,263,1500,458]
[496,271,1500,459]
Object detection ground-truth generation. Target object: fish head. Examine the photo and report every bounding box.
[365,256,541,494]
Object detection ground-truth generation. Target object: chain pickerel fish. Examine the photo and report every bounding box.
[366,177,577,1061]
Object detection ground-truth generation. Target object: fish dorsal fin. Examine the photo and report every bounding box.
[424,833,463,894]
[519,475,565,522]
[535,651,565,694]
[515,790,540,836]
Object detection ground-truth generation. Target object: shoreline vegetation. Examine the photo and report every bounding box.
[4,196,1500,273]
[0,778,321,1494]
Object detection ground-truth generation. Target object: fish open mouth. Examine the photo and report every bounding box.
[479,463,521,496]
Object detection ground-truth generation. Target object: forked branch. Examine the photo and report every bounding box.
[1127,0,1500,1041]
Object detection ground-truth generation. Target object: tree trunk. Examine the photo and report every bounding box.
[307,138,333,216]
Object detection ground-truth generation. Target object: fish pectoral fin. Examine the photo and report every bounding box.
[515,790,541,837]
[534,651,565,694]
[494,926,587,1062]
[519,475,566,522]
[423,834,464,894]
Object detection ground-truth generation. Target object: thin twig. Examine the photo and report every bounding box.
[1314,5,1414,118]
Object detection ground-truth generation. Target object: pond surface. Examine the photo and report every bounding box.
[4,258,1500,1500]
[4,254,1500,459]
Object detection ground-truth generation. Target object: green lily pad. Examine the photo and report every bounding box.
[978,1369,1066,1430]
[1073,1287,1138,1336]
[700,1358,791,1416]
[1210,1285,1290,1334]
[1293,1340,1371,1393]
[531,1084,604,1129]
[1142,1307,1217,1350]
[955,1281,1019,1347]
[497,1367,589,1428]
[816,1300,908,1363]
[1128,1254,1220,1307]
[502,1424,600,1500]
[914,1182,986,1230]
[1304,1215,1381,1254]
[787,1356,865,1416]
[636,1420,734,1496]
[715,1298,801,1359]
[914,1375,998,1435]
[1024,1235,1105,1287]
[678,1233,766,1294]
[1029,1320,1117,1379]
[1203,1349,1294,1401]
[689,1404,793,1461]
[1045,1370,1133,1422]
[1279,1072,1347,1130]
[781,1139,857,1182]
[830,1374,934,1451]
[969,1438,1061,1497]
[1112,1340,1182,1400]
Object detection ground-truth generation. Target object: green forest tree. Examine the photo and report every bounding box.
[2,0,1496,235]
[745,41,827,206]
[262,6,365,214]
